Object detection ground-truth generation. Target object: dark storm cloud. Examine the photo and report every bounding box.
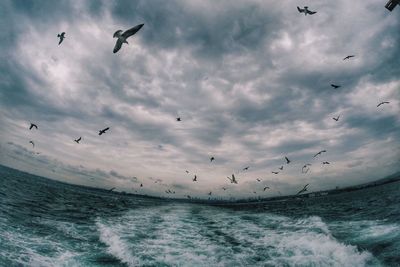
[0,0,399,198]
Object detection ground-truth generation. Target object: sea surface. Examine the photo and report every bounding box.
[0,165,399,267]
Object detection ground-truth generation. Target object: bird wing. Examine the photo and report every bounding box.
[122,24,144,38]
[297,6,304,12]
[113,39,123,53]
[308,11,317,14]
[104,127,110,131]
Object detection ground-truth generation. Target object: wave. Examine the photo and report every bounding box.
[95,205,379,267]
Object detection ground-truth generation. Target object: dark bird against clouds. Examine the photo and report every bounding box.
[29,141,34,148]
[285,157,291,164]
[99,127,110,136]
[272,171,279,174]
[210,157,215,162]
[343,55,355,60]
[302,164,311,173]
[29,123,38,130]
[377,101,390,107]
[57,32,65,45]
[113,24,144,53]
[297,6,317,15]
[333,115,340,121]
[193,175,197,182]
[313,150,327,158]
[256,178,261,182]
[227,174,238,184]
[243,166,250,171]
[74,137,82,144]
[176,117,181,122]
[322,161,330,165]
[331,84,341,89]
[263,186,270,191]
[296,184,309,195]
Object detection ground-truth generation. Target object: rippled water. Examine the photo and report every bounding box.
[1,165,399,266]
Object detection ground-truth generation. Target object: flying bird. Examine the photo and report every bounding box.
[208,191,212,196]
[377,101,390,107]
[313,150,327,158]
[322,161,330,165]
[74,137,82,144]
[343,55,355,60]
[29,141,35,148]
[222,187,227,191]
[210,157,215,162]
[99,127,110,135]
[256,178,261,182]
[140,183,143,187]
[243,166,250,171]
[29,123,38,130]
[263,186,270,191]
[296,184,309,195]
[227,174,238,184]
[57,32,65,45]
[302,164,311,173]
[333,115,340,121]
[193,175,197,182]
[187,195,191,199]
[272,171,279,175]
[285,157,291,164]
[176,117,181,122]
[297,6,317,15]
[185,170,189,174]
[331,84,341,89]
[113,23,144,53]
[279,166,283,170]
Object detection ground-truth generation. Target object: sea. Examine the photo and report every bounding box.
[0,164,399,267]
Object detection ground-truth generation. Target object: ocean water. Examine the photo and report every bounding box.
[0,165,399,267]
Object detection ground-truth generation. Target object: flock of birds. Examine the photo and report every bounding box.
[25,5,393,201]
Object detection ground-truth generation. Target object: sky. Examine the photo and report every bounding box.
[0,0,399,199]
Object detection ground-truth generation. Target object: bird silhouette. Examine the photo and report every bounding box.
[99,127,110,135]
[210,157,215,162]
[57,32,65,45]
[285,156,291,164]
[185,170,189,174]
[243,166,250,171]
[313,150,327,157]
[74,137,82,144]
[302,164,311,173]
[331,84,341,89]
[297,6,317,15]
[333,115,340,121]
[222,187,227,191]
[176,117,181,122]
[113,24,144,53]
[377,101,390,107]
[29,123,38,130]
[208,191,212,196]
[296,184,309,195]
[343,55,355,60]
[256,178,261,182]
[272,171,279,175]
[193,175,197,182]
[140,183,143,187]
[322,161,330,165]
[263,186,270,191]
[29,141,35,148]
[227,174,238,184]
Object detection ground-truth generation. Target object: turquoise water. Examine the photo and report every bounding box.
[0,165,399,266]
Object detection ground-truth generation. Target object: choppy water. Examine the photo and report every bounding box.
[1,165,399,267]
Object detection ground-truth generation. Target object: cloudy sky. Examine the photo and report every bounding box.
[0,0,399,199]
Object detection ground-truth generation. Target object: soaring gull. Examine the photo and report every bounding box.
[99,127,110,136]
[113,24,144,53]
[313,150,327,158]
[74,137,82,144]
[57,32,65,45]
[297,6,317,15]
[377,101,390,107]
[29,123,38,130]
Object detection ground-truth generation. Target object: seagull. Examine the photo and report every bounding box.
[99,127,110,135]
[113,24,144,53]
[313,150,327,158]
[333,115,340,121]
[279,166,283,170]
[176,117,181,122]
[263,186,270,191]
[29,141,35,148]
[331,84,341,89]
[57,32,65,45]
[108,187,116,192]
[29,123,38,130]
[185,170,189,174]
[140,183,143,187]
[193,175,197,182]
[285,156,291,164]
[343,55,355,60]
[296,184,309,195]
[297,6,317,15]
[322,161,330,165]
[210,157,215,162]
[272,171,279,175]
[227,174,238,184]
[377,101,390,107]
[74,137,82,144]
[302,164,311,173]
[256,178,261,182]
[243,166,250,171]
